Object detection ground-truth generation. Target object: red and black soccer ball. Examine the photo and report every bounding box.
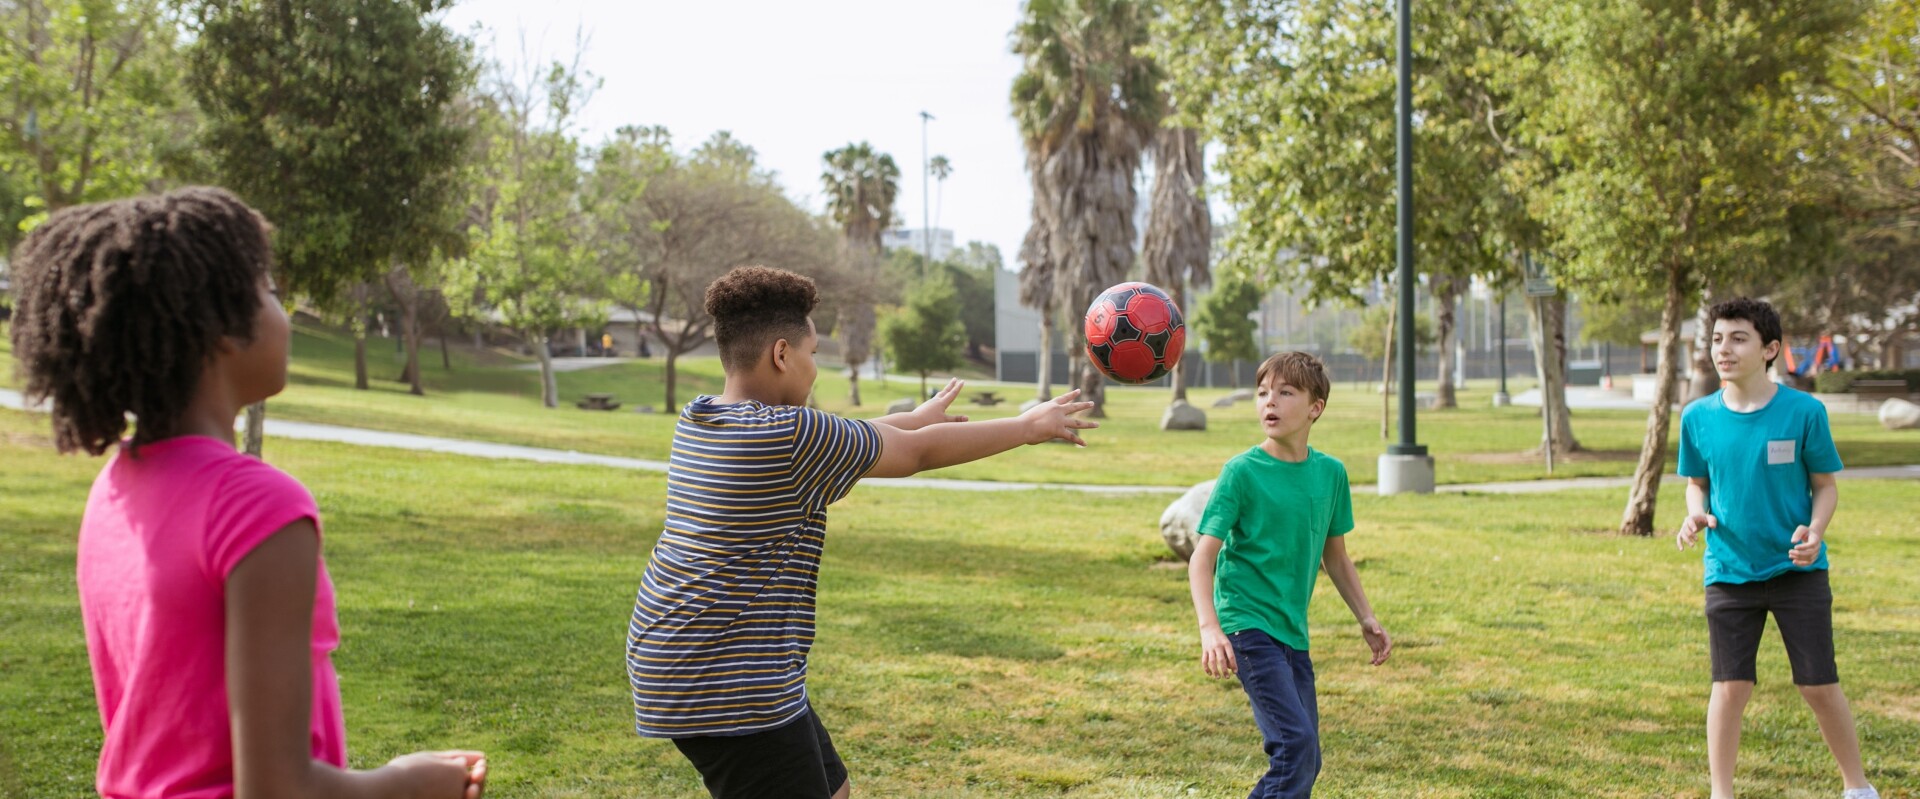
[1084,282,1186,384]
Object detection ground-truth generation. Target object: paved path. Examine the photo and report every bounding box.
[5,389,1915,495]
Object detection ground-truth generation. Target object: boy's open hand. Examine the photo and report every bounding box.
[1360,617,1391,666]
[1676,513,1716,550]
[1789,525,1823,566]
[1200,626,1236,678]
[907,377,970,429]
[1020,389,1098,446]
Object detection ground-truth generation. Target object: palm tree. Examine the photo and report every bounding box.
[929,155,952,231]
[1143,122,1211,403]
[1018,170,1057,402]
[821,142,900,406]
[1011,0,1163,417]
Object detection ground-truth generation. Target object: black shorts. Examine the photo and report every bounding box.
[672,703,848,799]
[1705,569,1839,686]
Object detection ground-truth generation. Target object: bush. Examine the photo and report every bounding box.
[1811,369,1920,393]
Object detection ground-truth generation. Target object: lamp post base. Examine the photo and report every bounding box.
[1378,453,1436,495]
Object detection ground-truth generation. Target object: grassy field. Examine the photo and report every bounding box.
[5,323,1913,488]
[2,406,1915,798]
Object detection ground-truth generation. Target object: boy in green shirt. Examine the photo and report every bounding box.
[1189,351,1391,799]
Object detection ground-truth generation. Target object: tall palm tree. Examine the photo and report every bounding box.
[1143,123,1211,403]
[821,142,900,406]
[1011,0,1163,417]
[929,155,952,231]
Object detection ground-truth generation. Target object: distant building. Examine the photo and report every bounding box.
[882,228,955,262]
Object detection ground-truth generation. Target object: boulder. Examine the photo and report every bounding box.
[1160,480,1217,561]
[1211,388,1256,409]
[1161,399,1208,431]
[885,398,916,415]
[1881,397,1920,430]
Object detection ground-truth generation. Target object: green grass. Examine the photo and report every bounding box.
[8,322,1911,488]
[2,407,1916,798]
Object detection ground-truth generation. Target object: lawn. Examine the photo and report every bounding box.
[6,323,1912,488]
[2,407,1915,798]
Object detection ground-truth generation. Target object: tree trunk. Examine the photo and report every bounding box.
[1035,314,1054,402]
[351,283,370,391]
[1525,294,1581,453]
[1621,266,1690,536]
[243,401,266,458]
[849,369,862,407]
[384,267,423,395]
[1435,278,1462,409]
[1170,285,1190,403]
[1686,286,1719,403]
[1381,296,1396,440]
[439,328,452,371]
[664,348,680,411]
[920,372,930,400]
[533,333,558,409]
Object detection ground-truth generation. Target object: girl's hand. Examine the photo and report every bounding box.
[387,751,484,799]
[1019,389,1098,446]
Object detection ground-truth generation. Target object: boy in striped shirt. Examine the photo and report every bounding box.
[629,265,1098,799]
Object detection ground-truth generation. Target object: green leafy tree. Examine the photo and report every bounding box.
[444,54,603,409]
[187,0,476,395]
[1348,304,1436,362]
[1192,272,1262,388]
[881,271,967,398]
[1515,0,1860,535]
[1011,0,1162,417]
[821,141,900,406]
[1151,0,1560,420]
[1,0,201,248]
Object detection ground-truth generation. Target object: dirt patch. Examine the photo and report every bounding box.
[1455,448,1640,465]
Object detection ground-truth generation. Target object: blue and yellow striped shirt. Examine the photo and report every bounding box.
[628,397,883,738]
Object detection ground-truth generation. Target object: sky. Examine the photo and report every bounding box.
[439,0,1034,268]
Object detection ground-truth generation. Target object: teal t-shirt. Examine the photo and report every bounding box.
[1676,386,1843,586]
[1196,446,1354,651]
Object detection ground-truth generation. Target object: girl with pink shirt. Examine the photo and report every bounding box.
[8,188,486,799]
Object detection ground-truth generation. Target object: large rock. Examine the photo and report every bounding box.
[1882,397,1920,430]
[1161,399,1208,431]
[1210,388,1256,409]
[1160,480,1217,561]
[885,397,916,415]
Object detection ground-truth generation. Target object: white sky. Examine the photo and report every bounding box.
[440,0,1034,268]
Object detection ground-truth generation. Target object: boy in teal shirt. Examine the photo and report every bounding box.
[1189,351,1391,799]
[1675,298,1877,799]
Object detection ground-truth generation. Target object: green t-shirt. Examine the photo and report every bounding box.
[1196,445,1355,651]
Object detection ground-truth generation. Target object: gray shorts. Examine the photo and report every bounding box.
[1705,569,1838,686]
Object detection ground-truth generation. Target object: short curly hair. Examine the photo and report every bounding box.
[706,265,818,372]
[1707,296,1783,368]
[8,187,272,456]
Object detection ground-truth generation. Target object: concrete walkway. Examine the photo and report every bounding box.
[5,388,1915,495]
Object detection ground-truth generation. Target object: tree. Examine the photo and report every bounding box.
[1011,0,1163,417]
[1017,166,1059,402]
[929,154,952,230]
[1348,304,1435,362]
[1515,0,1859,535]
[880,271,967,399]
[1143,123,1212,403]
[1,0,201,252]
[446,51,603,409]
[821,141,900,406]
[1192,272,1262,388]
[188,0,475,398]
[1152,0,1559,428]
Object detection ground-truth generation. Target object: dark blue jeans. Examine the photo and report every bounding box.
[1229,628,1320,799]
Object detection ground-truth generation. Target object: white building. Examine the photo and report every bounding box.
[882,228,955,262]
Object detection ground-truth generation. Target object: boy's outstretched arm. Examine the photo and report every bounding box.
[1321,536,1390,666]
[1189,535,1236,678]
[870,378,970,432]
[862,390,1097,478]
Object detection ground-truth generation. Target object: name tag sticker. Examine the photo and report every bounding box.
[1767,439,1796,465]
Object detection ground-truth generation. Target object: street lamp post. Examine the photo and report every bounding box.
[920,110,934,266]
[1379,0,1434,495]
[1494,293,1511,406]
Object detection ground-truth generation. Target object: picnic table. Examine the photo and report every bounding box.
[577,392,622,411]
[969,390,1005,407]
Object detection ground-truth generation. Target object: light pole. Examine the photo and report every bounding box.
[1494,293,1512,406]
[1379,0,1434,495]
[920,110,934,266]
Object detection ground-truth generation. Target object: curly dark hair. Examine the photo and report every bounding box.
[1707,296,1783,368]
[8,187,272,456]
[706,265,818,373]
